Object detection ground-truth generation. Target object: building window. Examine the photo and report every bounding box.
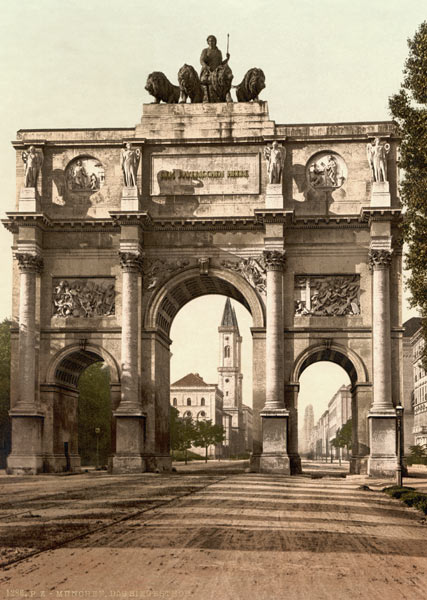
[198,411,206,420]
[201,398,205,406]
[184,411,192,418]
[187,398,191,406]
[173,398,177,406]
[224,345,230,358]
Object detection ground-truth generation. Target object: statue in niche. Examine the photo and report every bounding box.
[200,35,233,103]
[120,143,141,187]
[65,157,104,192]
[366,137,390,182]
[22,146,43,188]
[307,153,346,190]
[264,141,286,184]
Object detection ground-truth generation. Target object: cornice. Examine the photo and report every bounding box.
[2,213,52,233]
[360,207,402,224]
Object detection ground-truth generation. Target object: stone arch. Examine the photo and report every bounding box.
[291,342,368,386]
[145,266,265,335]
[46,342,120,388]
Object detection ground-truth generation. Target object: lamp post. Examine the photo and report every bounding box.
[95,427,101,470]
[396,404,404,487]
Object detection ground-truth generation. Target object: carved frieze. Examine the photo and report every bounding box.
[52,278,115,318]
[221,256,266,295]
[368,249,393,269]
[295,275,360,316]
[15,252,44,274]
[143,258,191,290]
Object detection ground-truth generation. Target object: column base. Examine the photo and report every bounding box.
[350,455,368,475]
[289,453,302,475]
[145,454,172,473]
[110,453,147,474]
[258,409,290,474]
[368,412,397,477]
[42,453,82,473]
[7,454,44,475]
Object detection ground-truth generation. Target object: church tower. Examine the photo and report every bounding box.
[218,298,244,453]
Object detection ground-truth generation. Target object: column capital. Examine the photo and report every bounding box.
[15,252,43,274]
[119,251,143,273]
[263,250,286,271]
[368,248,393,270]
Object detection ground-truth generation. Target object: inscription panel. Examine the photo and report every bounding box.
[151,153,260,196]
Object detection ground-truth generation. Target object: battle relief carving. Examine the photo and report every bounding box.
[65,157,105,193]
[306,152,347,191]
[52,278,115,318]
[221,256,266,295]
[294,275,360,316]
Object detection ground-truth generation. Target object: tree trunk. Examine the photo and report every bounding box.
[205,446,208,463]
[185,448,188,465]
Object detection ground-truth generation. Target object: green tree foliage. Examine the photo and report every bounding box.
[0,319,11,468]
[389,21,427,360]
[331,419,352,463]
[78,362,111,466]
[409,444,427,464]
[193,419,225,463]
[170,408,196,464]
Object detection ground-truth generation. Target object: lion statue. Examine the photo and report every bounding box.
[208,64,234,103]
[178,64,203,103]
[145,72,180,104]
[235,68,266,102]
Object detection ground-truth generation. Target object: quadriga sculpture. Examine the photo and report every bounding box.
[178,64,203,103]
[145,72,180,104]
[235,68,266,102]
[177,63,233,103]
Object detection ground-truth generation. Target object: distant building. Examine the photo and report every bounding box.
[407,319,427,447]
[300,404,314,456]
[402,318,421,452]
[170,298,252,457]
[312,385,351,460]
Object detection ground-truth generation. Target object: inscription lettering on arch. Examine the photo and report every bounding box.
[151,153,260,196]
[294,275,360,316]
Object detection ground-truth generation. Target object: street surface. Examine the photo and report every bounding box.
[0,460,426,599]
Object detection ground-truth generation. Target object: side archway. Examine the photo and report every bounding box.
[291,342,371,475]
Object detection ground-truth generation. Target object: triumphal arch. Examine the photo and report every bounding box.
[4,40,403,477]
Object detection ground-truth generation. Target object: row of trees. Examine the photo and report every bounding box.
[170,406,225,463]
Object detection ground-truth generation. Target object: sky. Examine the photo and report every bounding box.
[0,0,424,421]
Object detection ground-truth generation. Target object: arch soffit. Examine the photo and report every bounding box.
[145,266,266,331]
[292,342,369,386]
[46,342,121,386]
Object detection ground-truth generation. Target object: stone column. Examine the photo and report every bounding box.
[258,250,290,474]
[119,251,143,412]
[111,251,146,473]
[8,253,44,474]
[285,383,302,474]
[367,248,397,476]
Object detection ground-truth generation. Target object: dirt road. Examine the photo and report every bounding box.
[1,463,426,599]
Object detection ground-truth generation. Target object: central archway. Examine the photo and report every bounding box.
[142,267,266,467]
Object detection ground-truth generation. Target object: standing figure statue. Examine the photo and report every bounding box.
[121,143,141,187]
[21,146,43,188]
[263,141,286,184]
[200,35,233,103]
[366,137,390,182]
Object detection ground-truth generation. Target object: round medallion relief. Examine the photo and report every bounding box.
[306,152,347,191]
[65,156,105,193]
